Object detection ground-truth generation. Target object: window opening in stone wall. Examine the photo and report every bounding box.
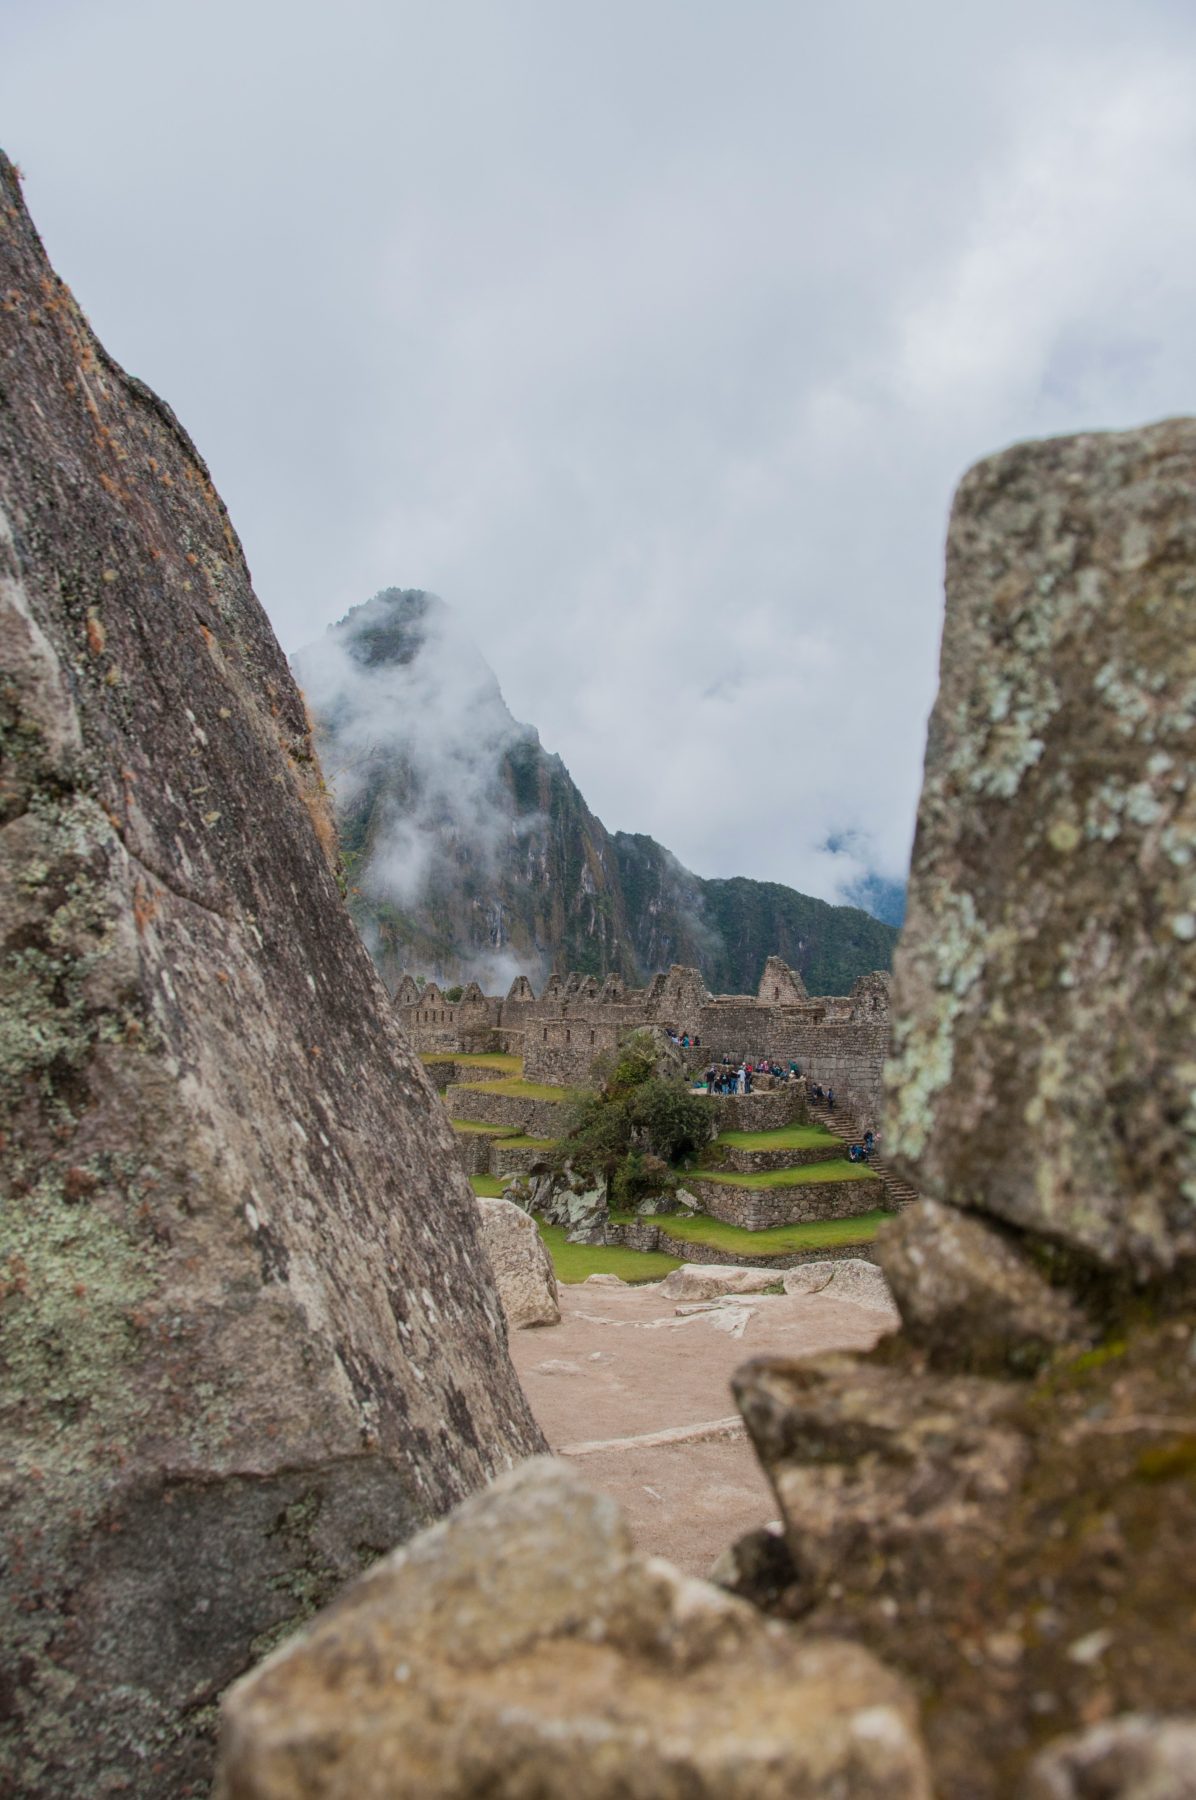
[543,1029,548,1041]
[590,1031,595,1044]
[566,1029,571,1043]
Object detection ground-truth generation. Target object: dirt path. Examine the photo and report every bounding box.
[509,1278,895,1577]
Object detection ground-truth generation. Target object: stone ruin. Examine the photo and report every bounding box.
[220,419,1196,1795]
[397,952,895,1127]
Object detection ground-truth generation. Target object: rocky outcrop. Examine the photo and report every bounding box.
[0,153,544,1795]
[732,423,1196,1796]
[782,1258,897,1314]
[507,1166,609,1244]
[660,1264,786,1303]
[884,420,1196,1291]
[215,1459,931,1798]
[476,1196,560,1329]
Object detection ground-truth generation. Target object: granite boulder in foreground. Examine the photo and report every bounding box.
[0,151,543,1796]
[884,419,1196,1288]
[215,1459,930,1799]
[733,423,1196,1797]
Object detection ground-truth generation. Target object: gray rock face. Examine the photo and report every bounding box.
[783,1259,898,1315]
[509,1166,609,1243]
[876,1199,1086,1371]
[0,153,543,1794]
[476,1196,560,1329]
[215,1458,931,1798]
[885,420,1196,1287]
[661,1264,785,1302]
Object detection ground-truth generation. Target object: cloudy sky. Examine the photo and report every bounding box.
[5,0,1196,905]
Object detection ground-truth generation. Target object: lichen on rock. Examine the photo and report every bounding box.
[0,148,543,1796]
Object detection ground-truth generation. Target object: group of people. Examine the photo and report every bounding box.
[848,1131,876,1162]
[666,1029,701,1049]
[698,1055,807,1096]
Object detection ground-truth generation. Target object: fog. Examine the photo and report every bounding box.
[5,0,1196,906]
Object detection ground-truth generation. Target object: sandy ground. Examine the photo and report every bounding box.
[509,1278,896,1577]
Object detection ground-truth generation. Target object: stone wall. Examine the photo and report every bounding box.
[402,956,890,1125]
[684,1175,884,1231]
[704,1140,848,1174]
[446,1085,571,1138]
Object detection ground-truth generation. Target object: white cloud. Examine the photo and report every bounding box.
[5,1,1196,907]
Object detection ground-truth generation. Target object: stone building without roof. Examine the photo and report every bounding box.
[396,955,893,1128]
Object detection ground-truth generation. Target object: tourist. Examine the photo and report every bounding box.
[827,1085,835,1111]
[736,1064,746,1095]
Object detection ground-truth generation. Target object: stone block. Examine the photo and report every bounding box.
[886,421,1196,1286]
[215,1459,930,1798]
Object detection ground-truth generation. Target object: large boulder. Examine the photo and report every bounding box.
[782,1258,898,1316]
[660,1263,784,1302]
[885,420,1196,1291]
[0,153,543,1794]
[476,1196,560,1328]
[215,1458,931,1798]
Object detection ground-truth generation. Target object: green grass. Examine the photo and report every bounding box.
[498,1135,558,1150]
[709,1123,841,1152]
[423,1052,523,1074]
[696,1160,879,1189]
[452,1120,519,1137]
[624,1208,888,1258]
[470,1174,507,1198]
[458,1078,576,1101]
[534,1218,682,1284]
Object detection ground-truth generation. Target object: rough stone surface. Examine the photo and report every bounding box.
[476,1196,560,1329]
[876,1199,1087,1370]
[1023,1714,1196,1799]
[0,155,543,1794]
[734,1354,1028,1596]
[782,1258,898,1315]
[510,1166,609,1243]
[734,1318,1196,1798]
[215,1458,930,1799]
[885,420,1196,1286]
[660,1263,787,1302]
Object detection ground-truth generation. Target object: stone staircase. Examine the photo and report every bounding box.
[804,1093,920,1212]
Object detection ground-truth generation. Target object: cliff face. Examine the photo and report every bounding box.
[298,592,898,996]
[0,156,543,1796]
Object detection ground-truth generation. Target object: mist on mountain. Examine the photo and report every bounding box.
[295,590,898,994]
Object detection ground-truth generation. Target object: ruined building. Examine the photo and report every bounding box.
[396,952,893,1127]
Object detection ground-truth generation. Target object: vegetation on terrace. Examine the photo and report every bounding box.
[534,1218,682,1284]
[707,1123,840,1153]
[696,1160,879,1189]
[554,1032,713,1207]
[423,1051,523,1074]
[452,1120,518,1137]
[615,1208,889,1257]
[458,1077,576,1101]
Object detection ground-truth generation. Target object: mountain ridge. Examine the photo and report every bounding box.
[295,589,899,996]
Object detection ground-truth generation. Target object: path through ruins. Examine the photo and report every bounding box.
[509,1279,896,1576]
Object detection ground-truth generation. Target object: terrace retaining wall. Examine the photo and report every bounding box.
[683,1173,884,1231]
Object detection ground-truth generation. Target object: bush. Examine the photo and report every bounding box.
[628,1079,713,1166]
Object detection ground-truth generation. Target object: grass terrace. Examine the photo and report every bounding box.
[696,1160,880,1189]
[620,1208,889,1258]
[459,1077,577,1101]
[452,1120,519,1137]
[497,1135,558,1150]
[534,1218,682,1284]
[470,1174,506,1198]
[423,1051,523,1075]
[707,1123,842,1153]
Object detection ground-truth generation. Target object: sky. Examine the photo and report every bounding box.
[4,0,1196,906]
